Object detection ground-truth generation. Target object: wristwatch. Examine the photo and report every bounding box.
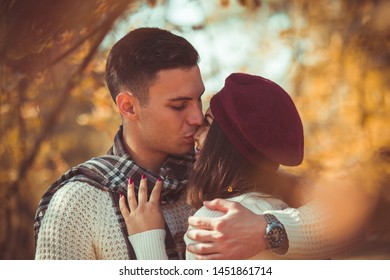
[264,214,288,249]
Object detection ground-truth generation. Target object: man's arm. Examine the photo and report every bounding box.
[35,183,98,259]
[187,197,365,260]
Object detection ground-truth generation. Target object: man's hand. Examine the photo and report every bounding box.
[186,198,268,259]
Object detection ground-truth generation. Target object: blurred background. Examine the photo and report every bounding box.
[1,0,389,259]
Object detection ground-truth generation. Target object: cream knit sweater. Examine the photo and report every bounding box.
[35,181,192,259]
[36,183,361,260]
[130,193,362,260]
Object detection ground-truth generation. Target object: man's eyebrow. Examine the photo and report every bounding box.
[168,89,204,102]
[167,96,193,102]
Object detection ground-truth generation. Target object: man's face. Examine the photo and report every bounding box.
[135,66,205,157]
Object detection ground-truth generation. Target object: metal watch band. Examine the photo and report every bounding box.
[264,213,280,224]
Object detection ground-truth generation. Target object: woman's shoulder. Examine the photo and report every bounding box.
[233,192,288,213]
[193,193,288,218]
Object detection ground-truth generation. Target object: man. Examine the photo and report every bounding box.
[34,27,360,260]
[34,27,204,259]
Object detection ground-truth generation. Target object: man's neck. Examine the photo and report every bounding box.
[122,131,167,174]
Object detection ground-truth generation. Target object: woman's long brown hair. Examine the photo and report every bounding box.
[186,121,301,209]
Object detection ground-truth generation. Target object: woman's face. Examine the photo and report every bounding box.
[194,107,214,160]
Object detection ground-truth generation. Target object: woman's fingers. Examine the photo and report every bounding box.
[124,175,162,212]
[119,176,165,235]
[127,178,137,212]
[149,178,162,204]
[119,194,130,218]
[138,175,148,204]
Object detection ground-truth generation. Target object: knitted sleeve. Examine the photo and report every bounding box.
[265,202,364,259]
[128,229,168,260]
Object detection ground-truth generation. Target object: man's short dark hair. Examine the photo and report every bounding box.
[105,27,200,105]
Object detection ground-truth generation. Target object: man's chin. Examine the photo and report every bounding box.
[169,145,195,157]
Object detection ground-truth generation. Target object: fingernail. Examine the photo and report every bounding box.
[119,192,123,198]
[128,178,133,185]
[157,177,162,182]
[141,174,146,180]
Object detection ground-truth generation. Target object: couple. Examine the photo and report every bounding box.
[119,72,306,260]
[34,27,357,260]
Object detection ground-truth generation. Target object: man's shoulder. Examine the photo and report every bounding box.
[53,181,110,203]
[42,181,115,224]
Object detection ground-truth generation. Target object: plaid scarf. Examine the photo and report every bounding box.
[34,125,195,259]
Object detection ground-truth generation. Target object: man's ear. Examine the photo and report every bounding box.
[116,92,139,120]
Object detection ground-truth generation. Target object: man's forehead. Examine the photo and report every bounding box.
[150,67,204,99]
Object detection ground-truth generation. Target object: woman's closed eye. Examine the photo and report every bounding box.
[203,113,214,127]
[203,117,211,127]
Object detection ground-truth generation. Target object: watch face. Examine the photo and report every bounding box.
[266,225,286,248]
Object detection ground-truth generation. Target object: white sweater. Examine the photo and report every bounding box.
[130,193,362,260]
[36,183,361,260]
[35,181,192,259]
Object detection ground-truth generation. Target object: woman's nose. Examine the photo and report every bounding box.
[188,103,204,126]
[193,127,201,141]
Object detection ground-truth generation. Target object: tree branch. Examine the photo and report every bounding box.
[3,0,131,201]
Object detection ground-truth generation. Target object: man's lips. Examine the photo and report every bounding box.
[184,135,195,144]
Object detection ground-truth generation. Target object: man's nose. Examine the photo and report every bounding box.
[188,103,204,126]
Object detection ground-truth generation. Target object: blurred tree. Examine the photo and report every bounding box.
[287,0,390,167]
[284,0,390,248]
[0,0,133,259]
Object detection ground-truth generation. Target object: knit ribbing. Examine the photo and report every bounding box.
[129,229,168,260]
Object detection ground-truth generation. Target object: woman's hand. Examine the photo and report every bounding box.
[119,176,165,236]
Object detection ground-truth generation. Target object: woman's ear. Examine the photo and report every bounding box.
[116,92,139,120]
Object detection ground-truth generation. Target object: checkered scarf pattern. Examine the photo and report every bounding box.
[34,125,195,259]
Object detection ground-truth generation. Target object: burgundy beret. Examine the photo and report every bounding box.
[210,73,304,170]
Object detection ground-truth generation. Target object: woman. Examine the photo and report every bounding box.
[119,73,308,259]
